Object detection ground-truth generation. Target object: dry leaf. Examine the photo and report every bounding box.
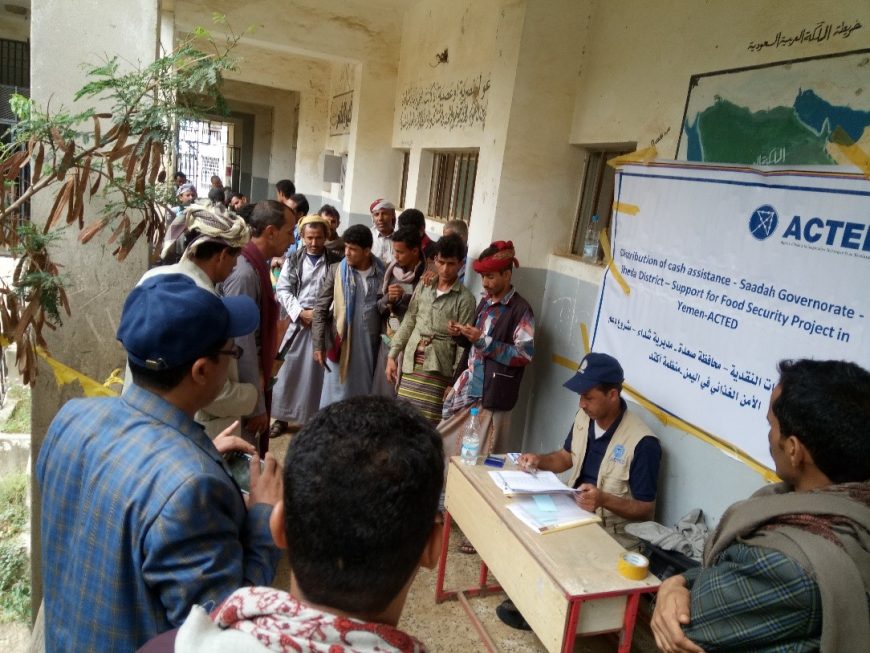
[107,215,131,245]
[92,114,102,147]
[44,177,74,233]
[114,220,146,261]
[32,143,45,184]
[78,216,110,244]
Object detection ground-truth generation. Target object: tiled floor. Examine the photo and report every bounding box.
[268,432,659,652]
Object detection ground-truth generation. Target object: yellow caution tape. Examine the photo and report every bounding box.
[612,201,640,215]
[599,229,630,295]
[607,146,658,169]
[617,552,649,580]
[102,368,125,389]
[36,347,119,398]
[0,335,121,398]
[832,140,870,181]
[621,381,778,482]
[552,354,579,371]
[549,353,779,481]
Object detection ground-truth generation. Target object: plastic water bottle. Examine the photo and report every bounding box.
[583,214,600,261]
[460,407,481,465]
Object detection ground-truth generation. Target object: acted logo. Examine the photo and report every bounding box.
[748,205,779,241]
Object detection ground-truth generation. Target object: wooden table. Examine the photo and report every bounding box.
[435,457,660,653]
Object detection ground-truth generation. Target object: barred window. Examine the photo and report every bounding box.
[398,151,410,209]
[427,150,478,223]
[571,145,635,260]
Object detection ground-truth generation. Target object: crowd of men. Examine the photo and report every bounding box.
[34,174,869,652]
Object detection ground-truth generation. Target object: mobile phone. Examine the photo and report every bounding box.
[224,452,264,495]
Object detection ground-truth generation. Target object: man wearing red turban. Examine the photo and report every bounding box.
[439,240,535,493]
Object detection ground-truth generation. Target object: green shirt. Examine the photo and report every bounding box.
[389,279,476,377]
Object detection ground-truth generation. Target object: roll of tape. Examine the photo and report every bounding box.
[617,552,650,580]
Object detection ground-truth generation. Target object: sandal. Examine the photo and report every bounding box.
[496,599,531,630]
[269,420,289,439]
[457,538,477,554]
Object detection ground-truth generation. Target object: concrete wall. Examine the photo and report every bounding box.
[175,0,405,226]
[29,0,159,612]
[571,0,870,152]
[221,80,300,200]
[394,0,525,246]
[217,41,330,201]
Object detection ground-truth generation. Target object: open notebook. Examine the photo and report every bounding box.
[506,493,601,534]
[489,470,576,496]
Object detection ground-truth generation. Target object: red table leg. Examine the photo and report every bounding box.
[618,592,642,653]
[561,599,582,653]
[435,512,453,603]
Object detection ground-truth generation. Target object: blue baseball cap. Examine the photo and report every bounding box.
[563,352,624,394]
[117,274,259,370]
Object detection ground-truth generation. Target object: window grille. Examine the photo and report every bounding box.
[570,146,635,260]
[427,150,478,223]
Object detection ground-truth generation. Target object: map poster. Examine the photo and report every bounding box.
[676,49,870,165]
[591,161,870,470]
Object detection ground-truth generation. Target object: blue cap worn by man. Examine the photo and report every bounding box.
[498,351,662,630]
[37,274,284,652]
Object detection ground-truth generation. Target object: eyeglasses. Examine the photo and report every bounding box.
[218,345,243,360]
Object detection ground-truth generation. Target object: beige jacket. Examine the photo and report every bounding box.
[567,406,657,544]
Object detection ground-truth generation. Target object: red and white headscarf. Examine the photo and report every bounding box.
[472,240,519,273]
[370,198,396,214]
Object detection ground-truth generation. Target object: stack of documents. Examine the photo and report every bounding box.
[489,471,601,534]
[489,470,576,495]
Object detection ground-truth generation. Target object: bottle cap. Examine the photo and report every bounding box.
[470,407,479,416]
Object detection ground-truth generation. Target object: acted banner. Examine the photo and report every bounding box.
[592,162,870,470]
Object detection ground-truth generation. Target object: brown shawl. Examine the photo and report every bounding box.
[704,481,870,652]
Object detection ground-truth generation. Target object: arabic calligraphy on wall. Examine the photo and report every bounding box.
[329,91,353,137]
[748,19,863,52]
[399,74,491,131]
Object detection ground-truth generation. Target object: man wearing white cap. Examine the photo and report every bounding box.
[139,205,257,438]
[269,215,343,437]
[369,198,396,265]
[161,183,198,263]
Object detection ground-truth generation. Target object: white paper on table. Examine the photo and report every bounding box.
[507,493,601,534]
[489,470,576,495]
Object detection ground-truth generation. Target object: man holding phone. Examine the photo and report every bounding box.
[37,275,284,652]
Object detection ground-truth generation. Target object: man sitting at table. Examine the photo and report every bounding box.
[499,351,662,630]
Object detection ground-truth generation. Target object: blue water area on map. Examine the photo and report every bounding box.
[683,89,870,162]
[793,89,870,142]
[684,117,702,160]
